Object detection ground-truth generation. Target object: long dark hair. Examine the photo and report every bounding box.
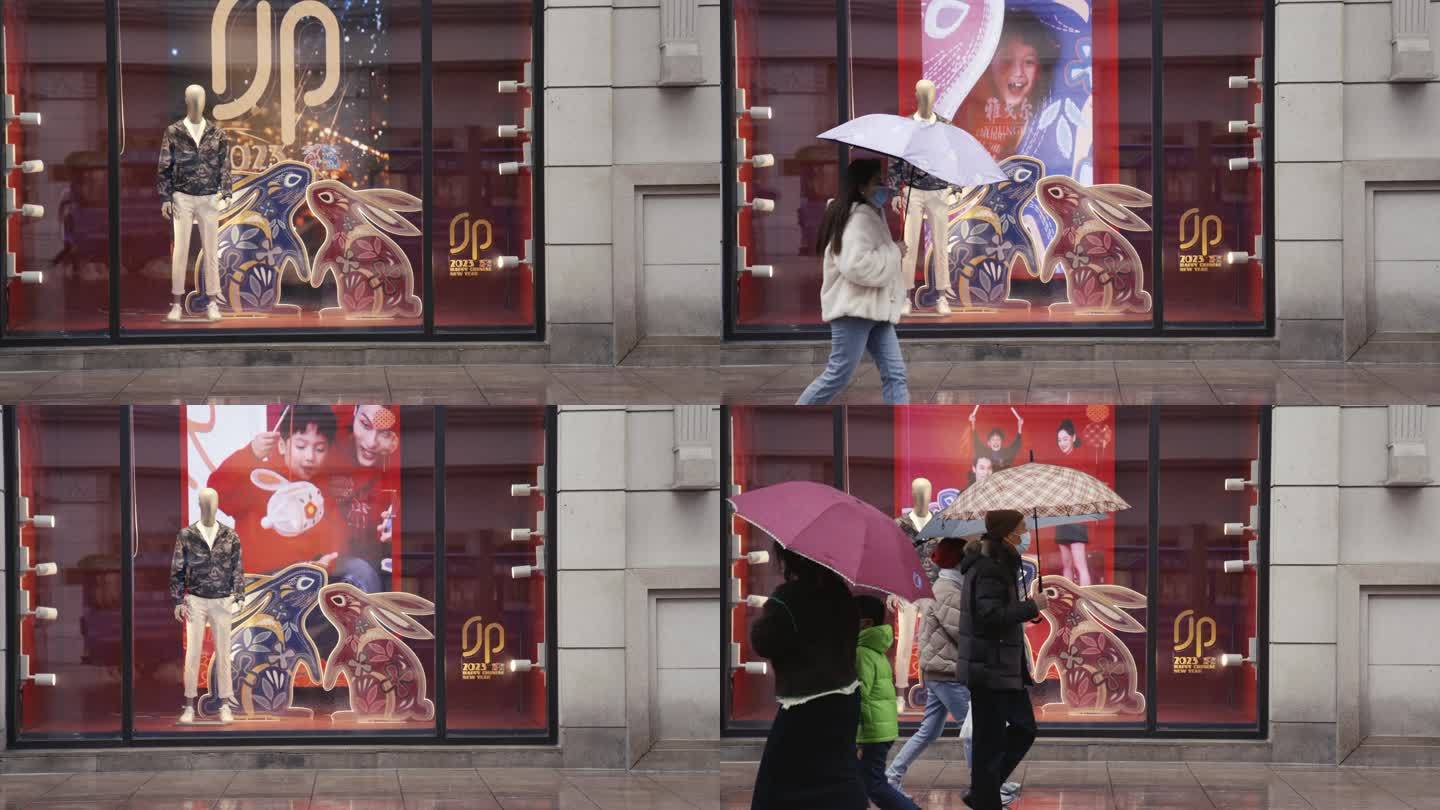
[775,542,849,594]
[1058,418,1083,449]
[816,158,884,257]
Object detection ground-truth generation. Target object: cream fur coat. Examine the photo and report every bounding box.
[818,202,909,324]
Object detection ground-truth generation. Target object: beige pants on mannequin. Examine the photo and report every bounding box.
[182,594,233,700]
[171,192,222,298]
[902,187,953,295]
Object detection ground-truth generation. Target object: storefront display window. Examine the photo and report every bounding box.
[726,0,1267,335]
[2,2,540,341]
[723,404,1266,737]
[7,404,553,744]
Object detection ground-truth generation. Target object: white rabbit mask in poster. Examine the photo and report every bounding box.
[250,468,326,537]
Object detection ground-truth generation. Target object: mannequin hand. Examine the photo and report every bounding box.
[161,202,173,221]
[251,431,282,461]
[174,603,190,623]
[317,552,339,569]
[890,194,904,215]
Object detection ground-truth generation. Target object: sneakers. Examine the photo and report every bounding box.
[206,302,222,322]
[219,704,234,723]
[901,299,913,316]
[165,303,183,322]
[178,706,195,724]
[936,297,952,315]
[960,784,1020,808]
[1002,781,1022,796]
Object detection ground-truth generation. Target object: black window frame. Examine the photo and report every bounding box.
[4,404,560,748]
[0,0,546,345]
[719,404,1271,740]
[719,0,1276,340]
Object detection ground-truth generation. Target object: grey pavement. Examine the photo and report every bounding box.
[0,361,1434,405]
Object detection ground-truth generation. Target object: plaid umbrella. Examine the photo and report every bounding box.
[938,462,1129,589]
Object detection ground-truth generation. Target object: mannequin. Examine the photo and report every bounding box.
[158,85,232,323]
[893,477,938,708]
[890,80,957,315]
[170,487,244,724]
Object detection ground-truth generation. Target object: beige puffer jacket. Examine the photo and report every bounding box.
[919,572,965,681]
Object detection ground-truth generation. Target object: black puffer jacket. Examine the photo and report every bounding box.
[956,540,1038,690]
[751,579,859,699]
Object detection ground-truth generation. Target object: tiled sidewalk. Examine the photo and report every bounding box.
[720,761,1440,809]
[0,768,718,809]
[0,361,1437,405]
[3,764,1438,809]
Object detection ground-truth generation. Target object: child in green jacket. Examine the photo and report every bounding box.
[856,595,921,810]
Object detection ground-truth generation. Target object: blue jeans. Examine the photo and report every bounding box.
[886,680,972,785]
[796,317,909,405]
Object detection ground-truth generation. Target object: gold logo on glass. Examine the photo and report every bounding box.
[1178,208,1224,272]
[449,213,495,276]
[461,616,507,681]
[1172,609,1219,674]
[211,0,341,147]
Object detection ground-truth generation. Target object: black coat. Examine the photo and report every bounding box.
[956,541,1038,691]
[750,579,859,699]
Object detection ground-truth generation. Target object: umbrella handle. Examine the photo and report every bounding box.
[1029,508,1045,624]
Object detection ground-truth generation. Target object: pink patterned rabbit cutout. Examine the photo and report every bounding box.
[1031,575,1147,716]
[318,582,436,723]
[1035,176,1153,317]
[306,180,423,319]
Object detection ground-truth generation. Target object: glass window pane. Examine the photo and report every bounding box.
[1161,1,1266,326]
[735,0,1156,331]
[432,2,537,331]
[731,1,842,330]
[2,0,111,337]
[1155,405,1262,728]
[116,1,424,334]
[725,406,837,726]
[442,407,550,733]
[13,405,123,739]
[131,404,436,736]
[853,405,1150,729]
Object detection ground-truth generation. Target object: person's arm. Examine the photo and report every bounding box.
[972,562,1038,634]
[229,532,245,601]
[750,586,801,661]
[156,126,175,199]
[216,127,233,201]
[855,648,875,700]
[169,532,187,603]
[833,210,902,288]
[1001,431,1023,466]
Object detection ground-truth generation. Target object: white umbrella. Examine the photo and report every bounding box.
[817,113,1008,188]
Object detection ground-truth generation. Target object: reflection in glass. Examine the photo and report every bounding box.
[13,406,124,738]
[2,0,112,336]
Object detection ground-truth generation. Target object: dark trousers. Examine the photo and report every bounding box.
[751,692,866,810]
[968,686,1037,810]
[857,742,921,810]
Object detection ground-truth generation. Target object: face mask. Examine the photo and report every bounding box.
[1017,532,1032,554]
[869,186,895,208]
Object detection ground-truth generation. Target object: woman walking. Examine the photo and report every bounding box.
[958,510,1049,810]
[885,537,973,790]
[797,158,912,405]
[748,545,866,809]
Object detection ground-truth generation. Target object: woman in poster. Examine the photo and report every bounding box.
[1053,418,1092,585]
[953,8,1060,161]
[970,405,1025,471]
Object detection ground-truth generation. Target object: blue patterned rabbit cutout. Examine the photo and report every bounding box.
[915,156,1047,313]
[184,161,314,317]
[198,563,328,720]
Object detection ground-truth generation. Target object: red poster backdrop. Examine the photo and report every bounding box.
[891,404,1146,725]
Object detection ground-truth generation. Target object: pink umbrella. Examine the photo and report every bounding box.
[729,481,933,603]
